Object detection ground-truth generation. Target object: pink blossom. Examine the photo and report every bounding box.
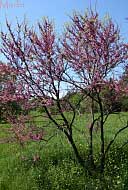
[29,133,43,141]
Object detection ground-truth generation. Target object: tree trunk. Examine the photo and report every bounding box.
[66,133,84,167]
[99,101,105,173]
[100,120,105,173]
[97,94,105,173]
[88,99,95,169]
[88,126,95,169]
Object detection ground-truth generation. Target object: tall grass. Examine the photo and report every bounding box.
[0,112,128,189]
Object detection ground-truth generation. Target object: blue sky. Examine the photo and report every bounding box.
[0,0,127,94]
[0,0,128,38]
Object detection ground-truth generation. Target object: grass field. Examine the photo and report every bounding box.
[0,112,128,190]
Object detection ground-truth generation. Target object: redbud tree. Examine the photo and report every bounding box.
[61,11,128,172]
[0,18,85,164]
[0,11,128,173]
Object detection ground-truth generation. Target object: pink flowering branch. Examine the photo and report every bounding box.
[62,11,127,91]
[0,17,85,166]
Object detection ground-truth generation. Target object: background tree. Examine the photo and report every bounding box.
[118,64,128,111]
[0,61,22,122]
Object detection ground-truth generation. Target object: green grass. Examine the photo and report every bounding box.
[0,112,128,189]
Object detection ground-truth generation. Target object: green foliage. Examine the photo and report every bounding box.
[62,91,99,114]
[0,101,22,123]
[120,96,128,112]
[61,91,83,111]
